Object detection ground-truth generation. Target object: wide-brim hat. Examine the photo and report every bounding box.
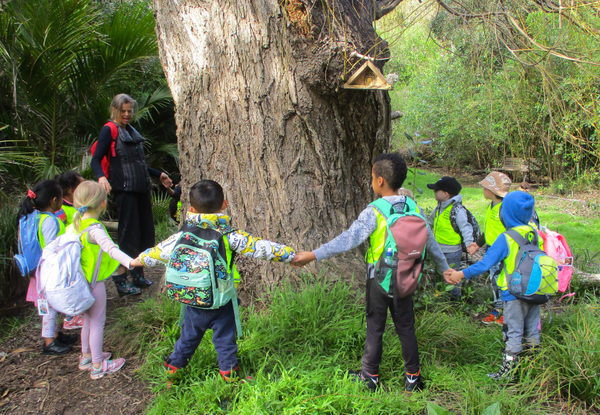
[479,171,512,197]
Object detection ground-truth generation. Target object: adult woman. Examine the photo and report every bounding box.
[91,94,172,296]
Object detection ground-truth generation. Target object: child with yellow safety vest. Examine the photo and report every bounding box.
[20,180,79,355]
[467,172,512,324]
[426,176,475,299]
[55,171,86,331]
[292,154,450,393]
[446,191,545,380]
[130,180,296,384]
[69,181,137,379]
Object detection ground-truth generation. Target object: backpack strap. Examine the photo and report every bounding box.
[104,121,118,157]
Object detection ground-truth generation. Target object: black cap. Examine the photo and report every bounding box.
[426,176,462,195]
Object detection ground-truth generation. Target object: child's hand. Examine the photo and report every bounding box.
[291,252,316,268]
[129,257,143,268]
[467,243,479,255]
[443,268,455,284]
[449,271,464,285]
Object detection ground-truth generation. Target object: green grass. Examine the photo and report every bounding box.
[117,275,599,414]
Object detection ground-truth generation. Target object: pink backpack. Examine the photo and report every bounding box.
[539,229,574,299]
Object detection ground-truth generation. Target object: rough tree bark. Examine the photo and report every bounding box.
[153,0,401,293]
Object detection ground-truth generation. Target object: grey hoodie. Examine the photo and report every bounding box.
[313,195,449,273]
[427,194,474,254]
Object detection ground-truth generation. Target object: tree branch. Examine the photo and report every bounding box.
[374,0,403,20]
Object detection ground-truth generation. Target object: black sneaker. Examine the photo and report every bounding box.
[57,332,79,345]
[348,370,379,392]
[405,370,424,393]
[42,340,72,356]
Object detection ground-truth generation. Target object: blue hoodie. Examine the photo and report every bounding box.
[462,191,535,301]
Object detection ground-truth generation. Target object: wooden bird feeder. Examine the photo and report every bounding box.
[343,61,392,90]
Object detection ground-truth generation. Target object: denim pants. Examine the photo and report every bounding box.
[166,301,238,371]
[503,299,541,355]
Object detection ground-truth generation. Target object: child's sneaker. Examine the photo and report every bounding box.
[220,365,252,383]
[348,370,379,392]
[495,315,504,326]
[405,370,424,393]
[89,358,125,380]
[78,352,112,370]
[488,352,518,380]
[63,314,85,330]
[165,361,179,388]
[482,310,500,324]
[57,331,79,345]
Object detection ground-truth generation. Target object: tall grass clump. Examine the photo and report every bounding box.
[0,197,26,304]
[521,301,600,406]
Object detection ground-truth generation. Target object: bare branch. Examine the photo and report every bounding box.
[374,0,403,20]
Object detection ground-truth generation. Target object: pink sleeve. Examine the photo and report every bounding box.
[87,226,134,269]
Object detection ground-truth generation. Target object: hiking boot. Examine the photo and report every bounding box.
[63,314,85,330]
[405,370,424,393]
[57,331,79,345]
[482,310,500,324]
[112,272,142,297]
[348,370,379,392]
[42,340,72,356]
[78,352,112,370]
[495,315,504,326]
[131,269,154,288]
[90,357,126,380]
[488,352,518,380]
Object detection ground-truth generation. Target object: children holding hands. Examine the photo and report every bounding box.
[445,191,543,380]
[130,180,295,383]
[293,153,450,393]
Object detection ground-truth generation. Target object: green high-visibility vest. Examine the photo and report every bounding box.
[484,202,505,246]
[62,204,77,226]
[38,213,65,249]
[68,218,120,283]
[433,204,461,245]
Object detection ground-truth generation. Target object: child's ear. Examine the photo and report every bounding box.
[189,206,199,213]
[221,200,228,211]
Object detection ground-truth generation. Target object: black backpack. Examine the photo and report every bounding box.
[449,202,481,253]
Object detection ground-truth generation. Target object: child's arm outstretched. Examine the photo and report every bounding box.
[448,236,509,284]
[87,226,135,269]
[131,231,183,267]
[227,230,295,263]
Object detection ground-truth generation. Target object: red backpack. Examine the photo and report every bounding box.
[90,121,118,179]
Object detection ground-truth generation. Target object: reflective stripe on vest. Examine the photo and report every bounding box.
[484,202,505,246]
[38,213,65,249]
[433,204,461,245]
[497,225,544,291]
[366,197,418,265]
[71,218,120,283]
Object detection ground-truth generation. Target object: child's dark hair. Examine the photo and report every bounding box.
[373,153,407,190]
[189,180,224,213]
[17,180,62,221]
[56,171,83,192]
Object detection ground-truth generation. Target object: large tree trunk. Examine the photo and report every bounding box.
[153,0,398,292]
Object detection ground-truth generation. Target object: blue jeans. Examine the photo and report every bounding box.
[166,301,238,371]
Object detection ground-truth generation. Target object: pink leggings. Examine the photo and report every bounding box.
[81,282,107,364]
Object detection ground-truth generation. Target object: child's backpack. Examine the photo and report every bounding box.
[36,227,103,316]
[539,228,574,295]
[449,202,481,253]
[90,121,118,179]
[165,219,242,335]
[368,198,428,314]
[504,226,558,304]
[14,211,56,277]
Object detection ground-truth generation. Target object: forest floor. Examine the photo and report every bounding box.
[0,268,164,415]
